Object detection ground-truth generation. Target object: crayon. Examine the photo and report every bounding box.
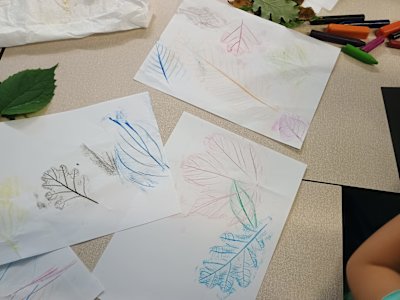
[310,15,365,25]
[361,36,385,52]
[327,24,370,39]
[388,31,400,40]
[319,14,365,20]
[340,20,390,28]
[342,44,378,65]
[309,30,366,47]
[376,21,400,37]
[387,40,400,49]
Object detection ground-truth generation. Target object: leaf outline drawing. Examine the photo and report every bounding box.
[147,42,185,82]
[181,134,263,220]
[41,165,98,210]
[272,113,309,142]
[178,6,227,28]
[108,111,169,189]
[198,220,272,297]
[221,20,260,56]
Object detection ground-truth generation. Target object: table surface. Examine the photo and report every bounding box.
[1,0,399,193]
[0,0,398,298]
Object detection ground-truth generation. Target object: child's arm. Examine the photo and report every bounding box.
[346,214,400,300]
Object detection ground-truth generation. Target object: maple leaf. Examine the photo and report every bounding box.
[253,0,299,24]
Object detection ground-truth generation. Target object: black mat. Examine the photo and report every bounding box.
[382,87,400,176]
[342,186,400,292]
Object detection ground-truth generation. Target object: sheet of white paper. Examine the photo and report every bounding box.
[303,0,339,12]
[94,112,307,300]
[0,247,103,300]
[311,0,339,11]
[134,0,340,149]
[0,92,180,265]
[0,0,151,47]
[302,0,322,13]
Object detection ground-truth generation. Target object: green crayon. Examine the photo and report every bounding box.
[341,44,378,65]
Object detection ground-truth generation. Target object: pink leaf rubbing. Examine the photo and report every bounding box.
[181,134,263,219]
[272,114,309,142]
[221,20,260,55]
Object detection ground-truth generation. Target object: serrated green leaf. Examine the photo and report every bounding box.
[0,65,57,116]
[240,6,253,11]
[283,18,304,28]
[253,0,299,24]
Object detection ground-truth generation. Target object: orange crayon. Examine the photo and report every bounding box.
[376,21,400,37]
[327,23,370,39]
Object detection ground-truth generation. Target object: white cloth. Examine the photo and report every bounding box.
[0,0,151,47]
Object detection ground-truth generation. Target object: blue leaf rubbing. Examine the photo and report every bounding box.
[148,42,185,82]
[109,112,169,189]
[199,223,271,297]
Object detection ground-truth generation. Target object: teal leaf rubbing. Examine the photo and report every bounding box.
[199,222,272,297]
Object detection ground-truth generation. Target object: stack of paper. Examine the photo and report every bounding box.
[0,93,180,299]
[0,248,103,300]
[94,113,307,299]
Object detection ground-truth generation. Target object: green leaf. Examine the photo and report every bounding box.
[0,65,57,116]
[283,18,304,28]
[240,6,253,11]
[253,0,299,24]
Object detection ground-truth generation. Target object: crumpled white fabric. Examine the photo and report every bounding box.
[0,0,151,47]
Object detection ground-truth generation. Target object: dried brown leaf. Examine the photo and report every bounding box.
[227,0,253,9]
[298,6,315,20]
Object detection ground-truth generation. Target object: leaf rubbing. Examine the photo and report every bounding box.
[41,164,98,210]
[0,65,57,116]
[230,180,258,230]
[199,223,271,296]
[108,112,169,189]
[182,134,263,219]
[252,0,299,24]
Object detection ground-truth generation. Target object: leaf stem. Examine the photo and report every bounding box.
[199,56,279,111]
[233,180,255,228]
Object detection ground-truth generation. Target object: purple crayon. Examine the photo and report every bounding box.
[361,36,385,53]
